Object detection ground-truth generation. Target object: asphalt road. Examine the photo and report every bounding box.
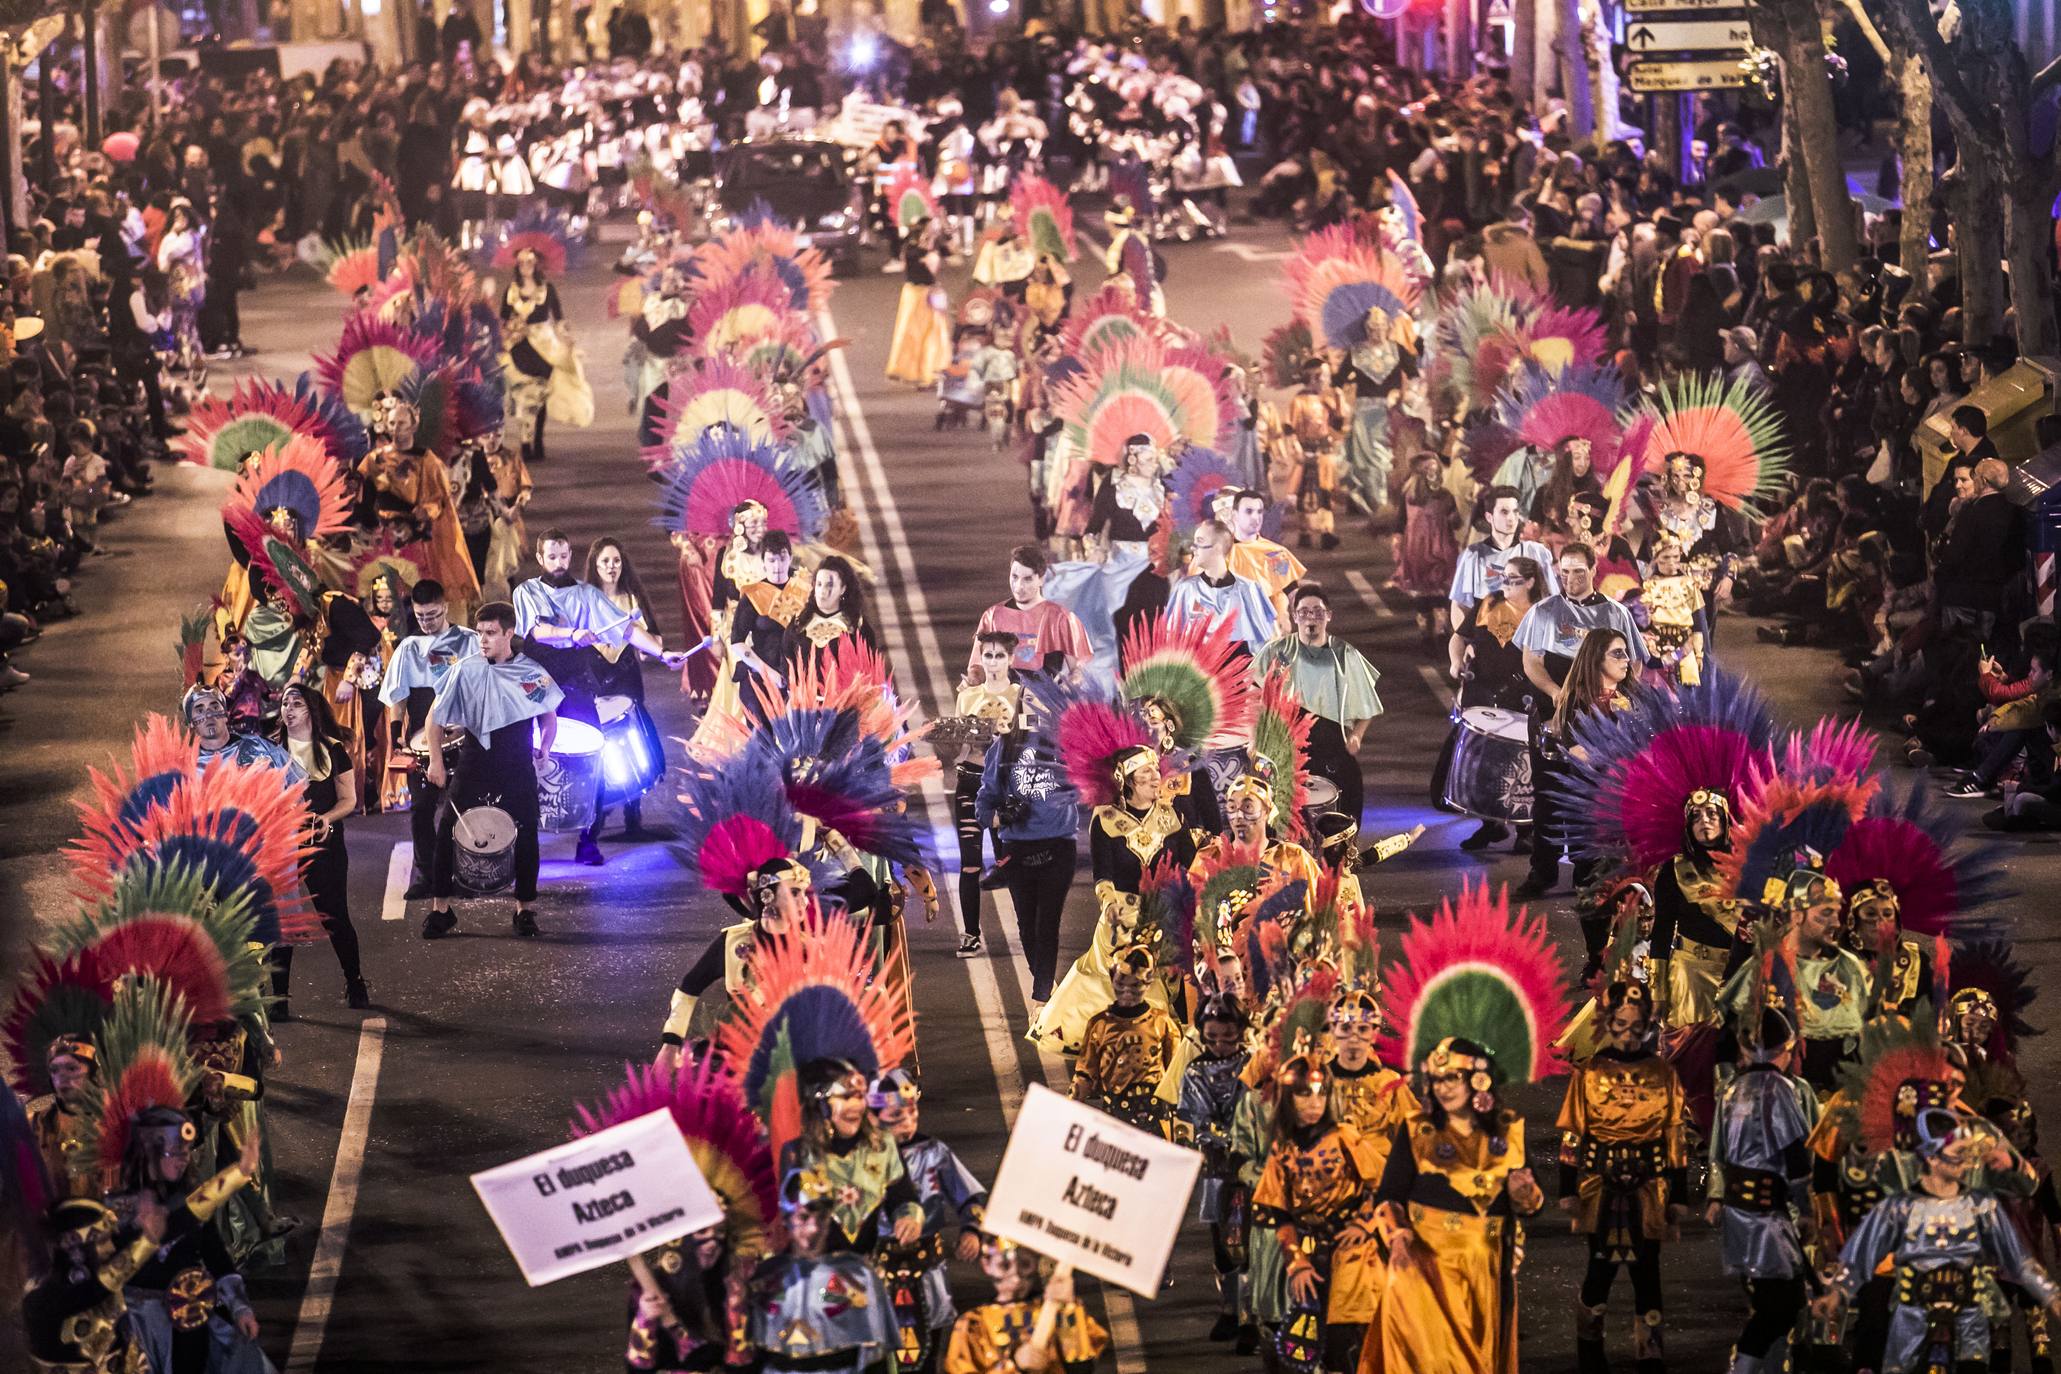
[3,205,2056,1374]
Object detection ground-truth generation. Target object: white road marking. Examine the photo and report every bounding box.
[819,306,1151,1373]
[1417,663,1457,711]
[1343,568,1394,619]
[284,1016,387,1373]
[1211,241,1292,263]
[379,841,412,921]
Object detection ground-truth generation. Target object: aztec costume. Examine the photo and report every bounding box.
[1070,941,1182,1134]
[942,1237,1109,1374]
[348,393,480,616]
[495,223,594,467]
[1175,995,1254,1342]
[886,177,950,387]
[869,1070,989,1363]
[748,1167,899,1374]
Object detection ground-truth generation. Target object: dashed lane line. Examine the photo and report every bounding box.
[284,1016,387,1373]
[1343,568,1395,619]
[379,841,412,921]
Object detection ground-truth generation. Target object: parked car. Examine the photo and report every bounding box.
[708,138,864,275]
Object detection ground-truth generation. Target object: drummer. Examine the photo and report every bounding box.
[421,601,564,941]
[376,579,480,900]
[1250,583,1382,827]
[1447,554,1544,854]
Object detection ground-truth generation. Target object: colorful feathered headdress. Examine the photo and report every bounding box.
[693,223,833,314]
[1259,965,1341,1083]
[743,705,927,868]
[1626,373,1790,509]
[400,361,505,454]
[78,978,198,1189]
[1824,780,1999,940]
[739,641,935,792]
[572,1057,780,1258]
[688,270,809,362]
[672,752,808,907]
[221,435,353,539]
[1166,445,1249,537]
[485,207,580,278]
[179,375,371,472]
[1949,938,2038,1059]
[1832,1014,1956,1157]
[1285,226,1423,352]
[175,605,211,689]
[46,860,269,1027]
[1,951,112,1098]
[312,312,442,414]
[1261,319,1316,391]
[349,535,435,602]
[1717,773,1878,908]
[1120,610,1255,754]
[76,714,200,843]
[1377,882,1571,1083]
[1011,173,1077,263]
[309,233,383,297]
[1248,670,1313,837]
[1432,276,1538,412]
[1494,360,1627,474]
[711,915,917,1161]
[1052,335,1236,469]
[1552,669,1781,870]
[223,506,325,620]
[642,356,793,469]
[69,750,317,947]
[1776,717,1879,786]
[1057,285,1158,365]
[886,168,940,234]
[652,426,827,543]
[1027,676,1158,811]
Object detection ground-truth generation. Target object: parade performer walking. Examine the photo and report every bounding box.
[421,601,562,941]
[749,1167,899,1374]
[1252,584,1382,827]
[943,1239,1109,1374]
[375,580,479,897]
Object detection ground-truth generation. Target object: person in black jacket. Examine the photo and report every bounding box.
[1932,454,2024,641]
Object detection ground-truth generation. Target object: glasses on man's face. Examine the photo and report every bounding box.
[1295,606,1330,620]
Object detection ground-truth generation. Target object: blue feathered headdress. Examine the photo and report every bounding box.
[652,426,829,543]
[744,706,927,868]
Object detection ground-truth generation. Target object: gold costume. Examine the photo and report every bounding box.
[1071,1003,1181,1132]
[1554,1051,1688,1242]
[1252,1124,1388,1324]
[942,1298,1109,1374]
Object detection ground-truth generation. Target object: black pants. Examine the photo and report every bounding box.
[1739,1275,1806,1360]
[1001,836,1074,1001]
[1305,717,1364,826]
[433,773,541,903]
[1528,752,1598,892]
[115,351,170,437]
[952,764,986,938]
[465,526,492,586]
[408,767,446,885]
[1579,1232,1663,1311]
[294,829,364,983]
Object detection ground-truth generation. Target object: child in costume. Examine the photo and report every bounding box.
[942,1238,1109,1374]
[749,1167,900,1374]
[1070,941,1181,1136]
[776,1060,925,1259]
[1555,979,1689,1374]
[1174,993,1253,1343]
[870,1068,989,1374]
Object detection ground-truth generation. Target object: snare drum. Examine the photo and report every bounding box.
[537,718,604,832]
[453,806,517,893]
[1441,707,1534,822]
[595,696,665,807]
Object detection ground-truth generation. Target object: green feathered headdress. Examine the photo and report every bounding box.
[1120,610,1255,754]
[1378,881,1572,1082]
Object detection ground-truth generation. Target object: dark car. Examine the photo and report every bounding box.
[709,139,864,275]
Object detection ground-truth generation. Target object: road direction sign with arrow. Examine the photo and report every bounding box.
[1625,16,1753,50]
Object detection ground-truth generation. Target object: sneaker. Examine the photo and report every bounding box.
[421,908,457,939]
[575,836,606,867]
[956,933,983,958]
[513,908,540,938]
[345,978,371,1009]
[1459,821,1508,851]
[0,664,28,689]
[1943,780,1991,799]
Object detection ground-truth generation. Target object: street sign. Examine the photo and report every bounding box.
[1625,17,1753,51]
[1626,57,1749,91]
[1624,0,1739,10]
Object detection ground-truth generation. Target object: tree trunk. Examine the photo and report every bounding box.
[1512,0,1537,105]
[1655,92,1681,183]
[1956,157,2008,345]
[82,6,99,149]
[1769,0,1860,270]
[1558,0,1595,142]
[1779,78,1817,251]
[1894,50,1933,280]
[2004,169,2057,355]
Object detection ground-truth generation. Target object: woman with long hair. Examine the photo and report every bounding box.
[583,535,664,841]
[154,199,206,373]
[276,682,370,1013]
[782,555,882,676]
[886,216,951,386]
[1534,628,1636,972]
[500,246,591,467]
[776,1059,924,1255]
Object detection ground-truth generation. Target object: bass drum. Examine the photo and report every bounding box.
[453,806,517,894]
[537,718,604,833]
[1441,707,1534,822]
[595,695,666,808]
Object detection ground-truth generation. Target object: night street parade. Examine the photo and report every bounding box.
[9,1,2061,1372]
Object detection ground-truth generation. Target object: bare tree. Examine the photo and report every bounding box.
[1745,0,1859,271]
[1893,49,1933,282]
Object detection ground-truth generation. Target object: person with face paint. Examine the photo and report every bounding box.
[25,1034,101,1200]
[748,1167,898,1374]
[1841,880,1936,1022]
[1070,941,1182,1136]
[1637,534,1701,687]
[942,1238,1108,1374]
[1816,1109,2061,1374]
[1189,773,1320,905]
[180,682,302,778]
[1176,994,1255,1344]
[1718,868,1874,1094]
[654,854,818,1071]
[778,1060,925,1260]
[949,632,1024,958]
[784,555,884,680]
[625,1222,743,1374]
[356,393,479,617]
[869,1069,989,1371]
[1649,789,1743,1033]
[1554,982,1689,1374]
[727,530,810,707]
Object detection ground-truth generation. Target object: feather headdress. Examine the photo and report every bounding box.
[740,642,935,790]
[1776,716,1879,785]
[1259,966,1341,1082]
[485,207,580,278]
[712,915,917,1161]
[1833,1014,1955,1157]
[349,535,435,601]
[1824,780,2000,940]
[410,296,505,378]
[1105,158,1153,220]
[221,435,352,539]
[652,426,828,543]
[1,951,112,1098]
[1285,227,1422,352]
[310,234,383,297]
[693,224,833,313]
[643,356,792,469]
[179,375,370,472]
[1493,361,1627,474]
[78,978,198,1187]
[400,362,505,455]
[1949,938,2038,1058]
[689,270,809,362]
[1717,773,1878,908]
[47,860,269,1027]
[887,168,940,234]
[1522,305,1610,377]
[312,312,442,414]
[76,714,200,843]
[1248,670,1313,837]
[1025,675,1155,810]
[175,602,212,697]
[1057,285,1158,365]
[223,506,325,620]
[70,752,317,947]
[1626,373,1791,508]
[673,753,808,904]
[1052,335,1235,469]
[1120,611,1255,753]
[743,706,927,867]
[1011,173,1077,263]
[1261,319,1317,391]
[1166,445,1245,536]
[1432,277,1532,411]
[1377,881,1571,1082]
[1382,170,1422,246]
[1552,669,1781,869]
[572,1057,780,1258]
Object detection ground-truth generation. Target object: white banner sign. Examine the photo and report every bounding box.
[471,1110,725,1286]
[983,1083,1201,1298]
